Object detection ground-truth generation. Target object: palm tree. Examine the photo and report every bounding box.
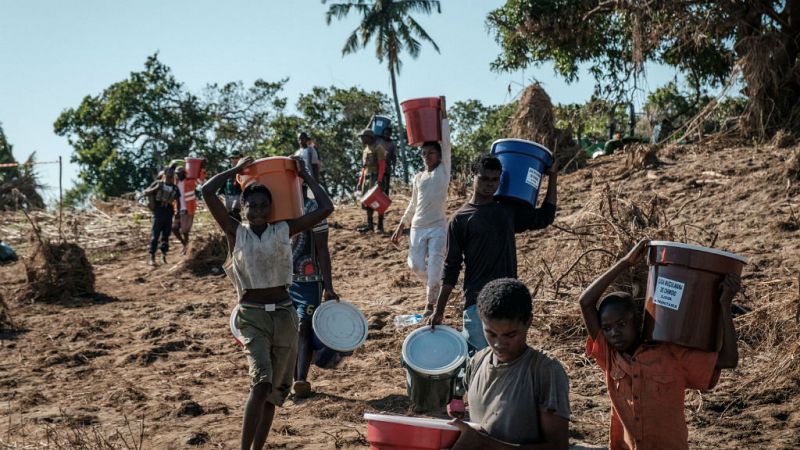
[323,0,441,183]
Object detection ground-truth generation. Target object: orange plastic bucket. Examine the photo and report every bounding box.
[644,241,747,352]
[236,157,303,223]
[185,157,204,179]
[401,97,441,147]
[360,184,391,214]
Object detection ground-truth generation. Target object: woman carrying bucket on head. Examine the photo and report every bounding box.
[201,155,333,450]
[391,96,452,317]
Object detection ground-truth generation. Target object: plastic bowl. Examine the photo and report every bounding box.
[365,413,465,450]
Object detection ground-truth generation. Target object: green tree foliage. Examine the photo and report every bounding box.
[645,82,749,136]
[0,124,45,210]
[54,54,287,199]
[54,54,211,198]
[0,124,20,181]
[323,0,442,182]
[448,100,516,176]
[203,79,288,170]
[487,0,800,135]
[644,82,711,128]
[553,98,627,142]
[63,181,92,209]
[295,86,394,197]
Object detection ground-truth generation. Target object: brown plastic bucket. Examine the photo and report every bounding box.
[643,241,747,352]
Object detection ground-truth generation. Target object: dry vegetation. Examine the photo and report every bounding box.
[1,137,799,449]
[508,83,587,171]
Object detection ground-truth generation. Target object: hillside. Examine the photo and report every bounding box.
[1,140,799,449]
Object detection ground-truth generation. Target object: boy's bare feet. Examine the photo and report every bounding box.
[160,253,167,265]
[423,304,435,318]
[148,254,156,266]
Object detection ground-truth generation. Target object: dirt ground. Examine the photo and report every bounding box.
[1,140,799,449]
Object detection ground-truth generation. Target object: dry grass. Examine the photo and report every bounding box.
[508,83,586,171]
[0,292,17,333]
[182,232,228,276]
[1,410,146,450]
[20,240,95,303]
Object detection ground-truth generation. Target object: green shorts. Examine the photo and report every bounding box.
[235,302,299,406]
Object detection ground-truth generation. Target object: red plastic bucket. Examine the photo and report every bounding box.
[365,414,462,450]
[236,157,303,223]
[401,97,441,147]
[185,157,204,179]
[644,241,747,352]
[360,185,391,214]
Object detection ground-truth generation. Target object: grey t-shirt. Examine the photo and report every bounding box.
[465,346,570,445]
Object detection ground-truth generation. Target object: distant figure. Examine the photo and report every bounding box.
[356,129,387,233]
[172,166,197,255]
[607,114,618,140]
[379,126,398,195]
[308,139,324,182]
[143,166,179,266]
[428,154,558,353]
[579,239,740,450]
[604,132,625,155]
[447,278,570,449]
[391,97,451,316]
[652,118,673,144]
[201,156,333,450]
[295,132,320,181]
[289,186,339,399]
[218,151,244,222]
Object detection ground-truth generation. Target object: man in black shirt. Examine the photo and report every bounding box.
[428,154,558,352]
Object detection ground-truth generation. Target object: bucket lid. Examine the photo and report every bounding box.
[401,325,468,376]
[364,413,478,431]
[491,138,554,158]
[229,305,244,346]
[648,241,748,264]
[312,300,368,352]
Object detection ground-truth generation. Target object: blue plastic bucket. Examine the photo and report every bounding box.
[490,139,554,207]
[371,115,392,137]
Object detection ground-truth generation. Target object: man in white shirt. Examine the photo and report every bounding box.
[391,97,451,316]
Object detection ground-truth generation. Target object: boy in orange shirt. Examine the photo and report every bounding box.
[579,239,740,450]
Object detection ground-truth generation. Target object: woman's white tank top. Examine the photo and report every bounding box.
[225,222,293,300]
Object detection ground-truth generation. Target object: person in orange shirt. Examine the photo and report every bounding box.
[172,166,197,255]
[579,239,740,450]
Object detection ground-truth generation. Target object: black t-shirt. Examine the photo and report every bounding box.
[442,200,556,307]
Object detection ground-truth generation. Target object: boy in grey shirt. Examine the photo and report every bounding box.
[450,278,570,449]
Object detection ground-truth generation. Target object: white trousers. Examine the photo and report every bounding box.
[407,225,447,305]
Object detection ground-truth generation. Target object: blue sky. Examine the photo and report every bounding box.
[0,0,679,200]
